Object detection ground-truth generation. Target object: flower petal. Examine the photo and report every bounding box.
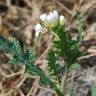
[40,13,47,21]
[34,23,42,31]
[52,10,59,20]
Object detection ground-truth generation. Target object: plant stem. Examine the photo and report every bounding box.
[61,65,69,94]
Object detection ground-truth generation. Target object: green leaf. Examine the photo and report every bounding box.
[0,36,11,53]
[0,36,23,60]
[24,48,33,62]
[53,40,61,49]
[47,50,61,80]
[8,37,23,59]
[69,63,81,71]
[76,11,84,45]
[8,58,22,65]
[25,62,63,96]
[91,85,96,96]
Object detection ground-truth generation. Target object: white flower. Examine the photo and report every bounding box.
[47,10,59,23]
[39,10,65,28]
[34,23,42,31]
[52,10,59,20]
[40,13,47,21]
[59,15,64,25]
[34,23,42,37]
[47,14,54,23]
[60,15,64,21]
[49,12,53,17]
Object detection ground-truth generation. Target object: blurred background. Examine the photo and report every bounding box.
[0,0,96,96]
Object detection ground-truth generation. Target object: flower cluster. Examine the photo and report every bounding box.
[34,10,65,37]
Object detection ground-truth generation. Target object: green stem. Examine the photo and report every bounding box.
[61,65,69,94]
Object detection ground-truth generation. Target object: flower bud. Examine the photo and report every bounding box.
[59,15,64,25]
